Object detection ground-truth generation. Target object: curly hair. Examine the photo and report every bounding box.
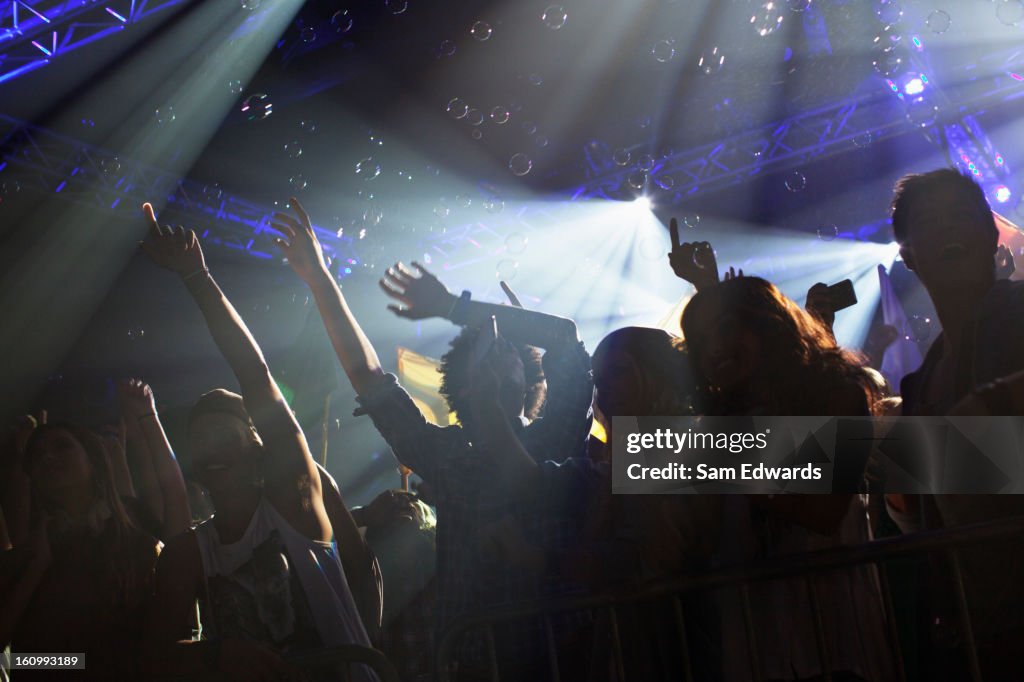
[681,277,877,416]
[438,325,545,423]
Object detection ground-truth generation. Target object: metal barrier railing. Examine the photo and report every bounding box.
[436,515,1024,682]
[151,644,401,682]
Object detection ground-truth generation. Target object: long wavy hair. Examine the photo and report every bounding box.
[681,277,875,416]
[25,423,151,607]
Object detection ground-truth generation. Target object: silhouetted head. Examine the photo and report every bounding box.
[186,389,263,496]
[591,327,695,426]
[892,169,998,296]
[682,276,869,414]
[25,423,120,516]
[438,325,543,426]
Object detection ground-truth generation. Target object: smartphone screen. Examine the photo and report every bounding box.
[827,279,857,312]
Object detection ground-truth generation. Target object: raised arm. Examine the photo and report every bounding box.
[271,198,386,397]
[140,203,325,536]
[379,262,577,349]
[118,379,191,539]
[667,218,721,291]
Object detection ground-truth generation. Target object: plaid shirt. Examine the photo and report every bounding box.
[356,339,594,671]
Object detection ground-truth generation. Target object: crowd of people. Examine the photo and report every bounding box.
[3,167,1024,681]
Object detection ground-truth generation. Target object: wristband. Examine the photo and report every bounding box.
[182,267,210,282]
[448,290,472,324]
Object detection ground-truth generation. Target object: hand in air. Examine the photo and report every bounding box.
[805,282,835,328]
[379,261,453,320]
[140,203,207,277]
[117,379,157,420]
[667,218,720,291]
[272,197,329,284]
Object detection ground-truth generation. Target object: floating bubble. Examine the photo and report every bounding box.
[787,0,810,11]
[385,0,407,15]
[1,179,22,195]
[698,46,725,75]
[997,0,1024,25]
[926,10,950,34]
[683,213,701,229]
[356,158,381,179]
[357,189,375,201]
[471,129,483,140]
[155,106,176,125]
[446,97,469,119]
[751,2,784,36]
[785,171,807,192]
[127,327,145,341]
[455,195,472,208]
[496,259,519,280]
[241,93,272,120]
[100,157,120,174]
[466,108,485,125]
[528,73,544,86]
[907,315,933,342]
[627,170,647,190]
[872,24,901,48]
[368,131,383,146]
[636,153,655,171]
[613,148,632,166]
[509,153,533,176]
[240,0,259,10]
[542,5,567,29]
[300,119,317,134]
[483,197,504,213]
[505,232,528,254]
[437,39,456,57]
[331,10,353,33]
[471,21,492,40]
[284,141,302,159]
[875,0,903,24]
[817,224,839,241]
[872,48,904,77]
[522,121,538,135]
[301,27,316,43]
[203,183,223,201]
[290,174,308,191]
[654,174,675,190]
[906,98,940,128]
[535,135,549,148]
[397,169,413,182]
[853,131,875,148]
[228,79,244,94]
[651,40,675,63]
[490,106,510,124]
[434,200,450,219]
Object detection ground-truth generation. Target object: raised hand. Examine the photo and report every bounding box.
[667,218,720,291]
[379,261,454,320]
[117,378,157,420]
[272,197,329,284]
[722,266,744,281]
[996,244,1016,280]
[140,203,207,277]
[805,282,835,328]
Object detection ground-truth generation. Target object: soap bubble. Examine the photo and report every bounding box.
[505,233,528,253]
[356,158,381,179]
[241,94,272,120]
[542,5,567,29]
[385,0,407,15]
[490,106,510,124]
[785,171,806,192]
[331,10,353,33]
[446,97,469,119]
[509,153,533,176]
[289,174,308,191]
[652,40,675,62]
[284,141,302,159]
[751,2,784,36]
[155,106,176,125]
[926,10,950,34]
[471,21,492,41]
[496,259,519,280]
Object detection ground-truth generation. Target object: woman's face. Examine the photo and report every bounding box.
[28,427,94,503]
[688,306,762,393]
[187,413,261,494]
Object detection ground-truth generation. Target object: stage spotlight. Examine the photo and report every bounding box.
[904,77,925,96]
[632,196,651,211]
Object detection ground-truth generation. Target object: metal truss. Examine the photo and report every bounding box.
[0,0,186,84]
[0,114,360,264]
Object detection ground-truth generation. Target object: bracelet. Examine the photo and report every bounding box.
[182,267,210,282]
[448,290,471,324]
